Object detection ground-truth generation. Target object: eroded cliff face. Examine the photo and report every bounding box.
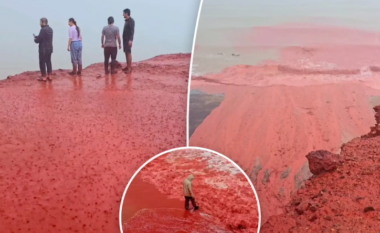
[190,68,380,223]
[0,54,189,232]
[261,106,380,233]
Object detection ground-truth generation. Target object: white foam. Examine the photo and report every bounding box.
[165,149,241,175]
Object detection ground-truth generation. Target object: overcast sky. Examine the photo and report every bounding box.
[0,0,200,78]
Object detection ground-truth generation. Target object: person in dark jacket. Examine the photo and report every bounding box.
[122,8,135,73]
[34,17,53,81]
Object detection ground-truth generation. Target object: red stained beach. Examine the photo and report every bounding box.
[0,54,188,232]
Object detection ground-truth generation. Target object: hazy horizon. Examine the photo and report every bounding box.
[193,0,380,75]
[0,0,200,79]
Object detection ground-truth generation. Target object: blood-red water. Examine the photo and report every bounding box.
[122,174,184,222]
[121,174,231,233]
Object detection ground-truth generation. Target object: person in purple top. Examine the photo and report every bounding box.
[67,18,83,75]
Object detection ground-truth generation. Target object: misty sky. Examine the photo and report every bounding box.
[0,0,200,78]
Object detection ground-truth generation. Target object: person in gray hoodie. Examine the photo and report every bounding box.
[183,174,199,210]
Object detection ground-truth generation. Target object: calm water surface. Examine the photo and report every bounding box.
[193,0,380,75]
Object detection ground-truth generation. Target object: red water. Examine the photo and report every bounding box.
[124,208,231,233]
[0,54,189,232]
[125,149,260,232]
[122,174,184,222]
[122,174,232,233]
[190,24,380,224]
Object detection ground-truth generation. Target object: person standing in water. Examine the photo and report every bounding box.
[122,8,135,73]
[34,17,53,82]
[101,16,121,74]
[183,174,199,210]
[67,18,83,75]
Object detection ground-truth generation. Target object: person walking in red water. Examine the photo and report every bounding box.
[34,17,53,82]
[184,174,199,210]
[122,8,135,73]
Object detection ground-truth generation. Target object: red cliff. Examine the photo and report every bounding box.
[261,105,380,232]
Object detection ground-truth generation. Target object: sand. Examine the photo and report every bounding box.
[0,54,189,232]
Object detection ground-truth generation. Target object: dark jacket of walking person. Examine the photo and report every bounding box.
[67,18,83,76]
[183,174,199,210]
[122,8,135,73]
[34,17,53,81]
[102,16,121,74]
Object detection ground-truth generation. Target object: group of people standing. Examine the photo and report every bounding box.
[34,8,135,82]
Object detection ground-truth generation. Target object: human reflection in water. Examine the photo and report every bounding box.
[105,74,117,90]
[125,72,132,91]
[47,79,53,90]
[71,76,83,90]
[38,79,53,91]
[38,78,53,90]
[37,77,55,110]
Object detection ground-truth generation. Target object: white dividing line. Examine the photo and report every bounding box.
[186,0,204,147]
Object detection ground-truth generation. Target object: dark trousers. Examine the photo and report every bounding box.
[104,47,117,71]
[39,51,52,77]
[184,196,197,210]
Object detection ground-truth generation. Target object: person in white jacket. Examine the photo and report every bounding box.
[183,174,199,210]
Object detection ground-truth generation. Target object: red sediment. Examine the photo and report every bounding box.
[122,149,259,232]
[260,106,380,233]
[0,54,189,232]
[190,24,380,224]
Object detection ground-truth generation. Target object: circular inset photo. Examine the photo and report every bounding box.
[119,147,261,233]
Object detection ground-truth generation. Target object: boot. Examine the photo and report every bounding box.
[69,64,77,76]
[77,64,82,75]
